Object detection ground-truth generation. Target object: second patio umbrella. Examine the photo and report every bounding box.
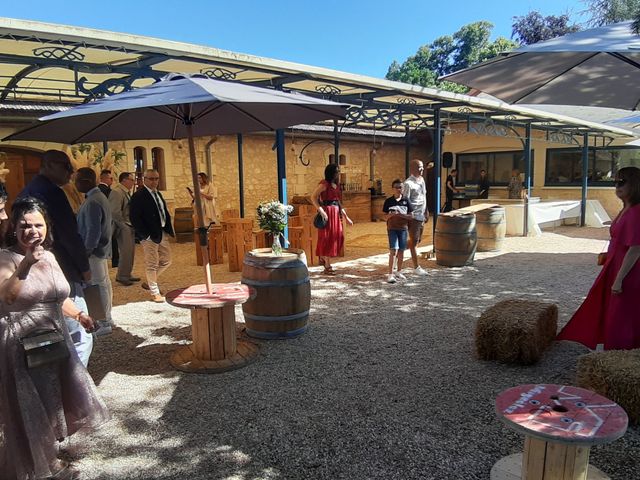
[442,21,640,110]
[6,73,348,292]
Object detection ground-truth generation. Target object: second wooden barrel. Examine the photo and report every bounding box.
[241,248,310,339]
[435,213,477,267]
[476,206,506,252]
[173,207,194,243]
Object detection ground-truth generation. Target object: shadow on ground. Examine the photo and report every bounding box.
[80,247,639,480]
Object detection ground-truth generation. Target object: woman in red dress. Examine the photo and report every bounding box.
[311,163,353,274]
[557,166,640,350]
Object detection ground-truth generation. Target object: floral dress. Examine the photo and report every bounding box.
[0,249,110,480]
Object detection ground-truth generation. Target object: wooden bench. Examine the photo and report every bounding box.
[476,299,557,365]
[222,218,254,272]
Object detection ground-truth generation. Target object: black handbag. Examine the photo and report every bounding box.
[21,327,69,369]
[6,258,70,369]
[313,212,328,229]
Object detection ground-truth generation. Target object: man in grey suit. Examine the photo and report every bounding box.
[76,167,114,335]
[109,172,140,286]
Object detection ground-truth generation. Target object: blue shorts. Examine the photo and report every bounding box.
[387,229,408,250]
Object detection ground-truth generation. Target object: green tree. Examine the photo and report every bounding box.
[582,0,640,25]
[512,11,581,45]
[385,21,517,92]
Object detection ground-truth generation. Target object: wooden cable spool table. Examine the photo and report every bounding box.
[166,283,260,373]
[492,384,628,480]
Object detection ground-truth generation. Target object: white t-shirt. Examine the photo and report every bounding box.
[402,175,426,221]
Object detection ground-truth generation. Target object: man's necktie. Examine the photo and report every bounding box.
[153,190,166,227]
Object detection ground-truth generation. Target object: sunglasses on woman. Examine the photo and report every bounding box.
[614,179,627,187]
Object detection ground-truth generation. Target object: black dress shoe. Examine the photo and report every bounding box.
[129,276,141,282]
[116,278,134,286]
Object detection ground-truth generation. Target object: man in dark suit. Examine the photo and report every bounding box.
[98,169,113,197]
[130,169,173,302]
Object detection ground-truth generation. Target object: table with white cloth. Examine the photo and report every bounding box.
[470,199,610,236]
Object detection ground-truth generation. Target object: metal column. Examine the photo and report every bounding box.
[405,126,411,178]
[523,124,532,237]
[237,133,244,218]
[333,120,340,164]
[581,133,589,226]
[276,129,288,240]
[432,109,442,236]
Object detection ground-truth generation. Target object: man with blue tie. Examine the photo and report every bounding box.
[130,169,173,303]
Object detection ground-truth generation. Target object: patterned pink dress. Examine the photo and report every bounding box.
[0,250,110,480]
[557,204,640,349]
[316,180,344,258]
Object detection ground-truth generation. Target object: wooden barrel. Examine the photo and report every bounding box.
[241,248,310,339]
[173,207,194,243]
[476,206,506,252]
[435,213,477,267]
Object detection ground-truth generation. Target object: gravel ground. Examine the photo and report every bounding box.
[67,224,638,480]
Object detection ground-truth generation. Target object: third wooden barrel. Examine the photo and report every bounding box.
[241,248,310,339]
[435,213,477,267]
[476,206,506,252]
[173,207,194,243]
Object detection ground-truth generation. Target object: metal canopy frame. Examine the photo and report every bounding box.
[0,18,634,143]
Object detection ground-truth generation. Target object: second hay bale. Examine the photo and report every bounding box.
[577,349,640,424]
[475,299,558,365]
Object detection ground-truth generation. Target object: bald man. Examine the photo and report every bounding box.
[402,159,429,276]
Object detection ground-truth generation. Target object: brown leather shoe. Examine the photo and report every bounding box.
[151,294,165,303]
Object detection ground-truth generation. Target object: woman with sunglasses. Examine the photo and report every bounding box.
[558,166,640,350]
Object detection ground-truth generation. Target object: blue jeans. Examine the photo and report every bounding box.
[66,281,93,367]
[387,229,408,250]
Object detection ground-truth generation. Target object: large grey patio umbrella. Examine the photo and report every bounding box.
[5,73,348,292]
[442,21,640,110]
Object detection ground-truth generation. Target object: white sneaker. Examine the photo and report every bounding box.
[415,266,428,276]
[387,274,397,283]
[394,272,407,281]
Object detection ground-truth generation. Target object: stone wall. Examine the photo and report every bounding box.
[123,133,420,221]
[0,125,623,220]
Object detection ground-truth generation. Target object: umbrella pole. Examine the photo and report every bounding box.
[186,123,213,294]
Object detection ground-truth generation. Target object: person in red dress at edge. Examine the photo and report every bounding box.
[557,166,640,350]
[311,163,353,274]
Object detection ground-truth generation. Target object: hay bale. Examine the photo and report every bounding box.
[475,299,558,365]
[577,349,640,424]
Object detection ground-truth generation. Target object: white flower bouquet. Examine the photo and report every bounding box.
[256,200,293,255]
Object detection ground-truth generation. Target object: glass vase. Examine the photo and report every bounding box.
[271,232,283,256]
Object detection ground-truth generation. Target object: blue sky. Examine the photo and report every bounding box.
[4,0,588,77]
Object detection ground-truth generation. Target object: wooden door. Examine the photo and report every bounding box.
[0,147,43,211]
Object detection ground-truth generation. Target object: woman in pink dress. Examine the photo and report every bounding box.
[311,163,353,274]
[557,166,640,350]
[0,197,110,479]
